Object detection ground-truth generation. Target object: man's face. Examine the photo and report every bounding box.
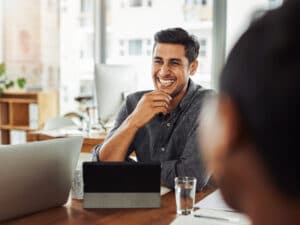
[152,43,196,97]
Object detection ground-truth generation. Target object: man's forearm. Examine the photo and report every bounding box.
[98,114,139,161]
[99,90,171,161]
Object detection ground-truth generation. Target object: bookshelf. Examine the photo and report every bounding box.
[0,91,59,144]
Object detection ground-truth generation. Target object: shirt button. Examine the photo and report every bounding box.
[161,147,165,152]
[166,123,171,127]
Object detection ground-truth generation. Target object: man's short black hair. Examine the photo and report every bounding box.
[220,1,300,198]
[153,27,200,64]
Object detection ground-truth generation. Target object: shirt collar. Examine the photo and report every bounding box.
[178,78,199,109]
[157,79,199,120]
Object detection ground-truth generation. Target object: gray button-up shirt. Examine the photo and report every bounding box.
[92,79,213,191]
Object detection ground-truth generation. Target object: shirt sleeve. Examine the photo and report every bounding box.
[160,125,209,192]
[92,101,135,161]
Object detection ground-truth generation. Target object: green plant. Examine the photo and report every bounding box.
[0,63,26,95]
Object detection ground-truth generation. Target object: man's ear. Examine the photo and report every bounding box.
[189,60,198,76]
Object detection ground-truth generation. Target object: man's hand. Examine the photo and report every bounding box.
[128,91,172,129]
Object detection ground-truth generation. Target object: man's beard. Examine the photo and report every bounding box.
[169,83,186,98]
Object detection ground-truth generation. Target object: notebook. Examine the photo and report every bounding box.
[83,161,161,208]
[0,136,83,222]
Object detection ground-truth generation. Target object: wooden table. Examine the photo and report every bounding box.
[1,187,214,225]
[27,132,107,153]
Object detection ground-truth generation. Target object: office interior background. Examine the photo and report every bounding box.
[0,0,283,144]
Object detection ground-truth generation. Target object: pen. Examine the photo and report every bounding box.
[194,214,239,222]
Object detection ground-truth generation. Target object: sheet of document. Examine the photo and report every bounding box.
[161,186,171,196]
[170,208,251,225]
[170,189,251,225]
[195,189,234,211]
[77,153,92,170]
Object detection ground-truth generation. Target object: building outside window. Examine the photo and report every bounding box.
[104,0,213,89]
[80,0,93,13]
[60,0,284,114]
[60,0,95,113]
[269,0,283,9]
[199,38,207,57]
[128,39,142,56]
[1,0,285,115]
[121,0,152,8]
[129,0,143,7]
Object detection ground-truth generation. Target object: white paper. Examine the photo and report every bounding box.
[77,153,92,170]
[171,190,251,225]
[170,209,251,225]
[160,186,171,196]
[195,189,234,211]
[10,130,26,144]
[29,103,39,129]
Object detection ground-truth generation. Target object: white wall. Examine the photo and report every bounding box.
[226,0,269,54]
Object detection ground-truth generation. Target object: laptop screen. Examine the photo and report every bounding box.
[83,162,161,193]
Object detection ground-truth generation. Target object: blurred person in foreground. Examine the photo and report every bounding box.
[199,1,300,225]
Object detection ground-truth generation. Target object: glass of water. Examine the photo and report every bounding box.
[175,177,197,215]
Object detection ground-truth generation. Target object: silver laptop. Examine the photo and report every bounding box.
[0,136,83,222]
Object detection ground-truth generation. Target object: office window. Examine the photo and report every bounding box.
[80,0,93,13]
[60,0,286,115]
[121,0,153,8]
[80,32,94,59]
[199,39,207,57]
[60,0,95,113]
[104,0,214,88]
[186,0,208,6]
[129,0,143,7]
[269,0,283,9]
[128,40,142,56]
[118,39,151,56]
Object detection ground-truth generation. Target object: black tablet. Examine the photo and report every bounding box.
[83,161,161,208]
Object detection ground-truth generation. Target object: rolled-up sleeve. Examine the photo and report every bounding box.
[92,143,103,161]
[160,126,209,192]
[92,102,134,161]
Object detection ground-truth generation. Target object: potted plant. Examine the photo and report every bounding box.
[0,63,26,95]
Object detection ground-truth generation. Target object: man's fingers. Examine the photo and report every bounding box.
[151,95,172,104]
[149,91,172,101]
[139,91,171,116]
[154,106,168,115]
[152,101,169,108]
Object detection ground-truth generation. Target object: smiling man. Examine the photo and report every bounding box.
[93,28,212,190]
